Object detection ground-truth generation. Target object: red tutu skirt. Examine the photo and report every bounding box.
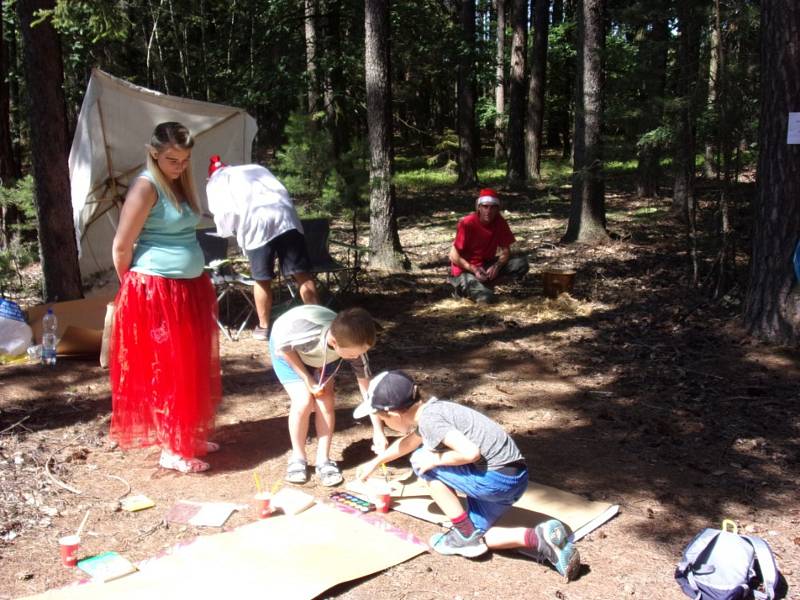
[110,272,221,458]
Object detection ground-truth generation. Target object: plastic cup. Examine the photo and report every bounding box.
[372,484,392,513]
[255,492,272,519]
[59,535,80,567]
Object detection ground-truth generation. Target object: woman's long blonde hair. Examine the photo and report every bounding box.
[145,122,200,213]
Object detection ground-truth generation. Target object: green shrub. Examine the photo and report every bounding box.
[274,111,335,198]
[0,176,39,295]
[275,112,369,229]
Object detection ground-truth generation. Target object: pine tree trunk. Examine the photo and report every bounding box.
[365,0,406,271]
[525,0,549,181]
[320,0,349,157]
[743,0,800,344]
[456,0,478,186]
[305,0,320,114]
[671,5,701,219]
[713,0,736,298]
[505,0,526,184]
[494,0,506,160]
[635,14,667,198]
[703,22,720,180]
[562,0,607,244]
[17,0,82,302]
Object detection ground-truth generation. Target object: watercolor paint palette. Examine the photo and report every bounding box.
[329,491,376,513]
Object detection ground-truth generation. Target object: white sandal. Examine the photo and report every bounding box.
[159,450,210,473]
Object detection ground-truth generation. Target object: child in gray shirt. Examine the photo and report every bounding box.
[354,371,580,581]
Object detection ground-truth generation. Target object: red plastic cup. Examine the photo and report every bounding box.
[255,493,272,519]
[372,483,392,513]
[59,535,80,567]
[374,492,391,513]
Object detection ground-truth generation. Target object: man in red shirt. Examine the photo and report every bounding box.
[447,189,529,303]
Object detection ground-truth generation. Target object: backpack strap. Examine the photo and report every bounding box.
[676,529,721,595]
[742,535,778,600]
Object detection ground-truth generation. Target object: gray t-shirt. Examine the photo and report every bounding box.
[417,397,524,470]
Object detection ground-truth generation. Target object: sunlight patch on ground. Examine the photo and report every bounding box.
[415,294,604,328]
[741,351,799,374]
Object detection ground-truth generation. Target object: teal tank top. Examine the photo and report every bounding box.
[130,170,205,279]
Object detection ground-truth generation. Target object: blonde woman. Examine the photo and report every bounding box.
[110,122,221,473]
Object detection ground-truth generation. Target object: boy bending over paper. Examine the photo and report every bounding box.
[354,371,580,581]
[270,305,387,486]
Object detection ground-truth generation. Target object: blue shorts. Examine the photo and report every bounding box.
[411,449,528,532]
[269,334,342,387]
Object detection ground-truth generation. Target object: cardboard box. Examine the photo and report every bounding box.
[27,294,115,359]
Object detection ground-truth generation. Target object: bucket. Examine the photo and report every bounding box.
[542,270,576,298]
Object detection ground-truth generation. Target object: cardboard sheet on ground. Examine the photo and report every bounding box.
[22,503,426,600]
[348,472,618,543]
[27,295,115,358]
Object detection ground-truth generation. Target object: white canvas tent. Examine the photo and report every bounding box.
[69,69,258,278]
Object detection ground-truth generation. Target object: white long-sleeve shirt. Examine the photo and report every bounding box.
[205,164,303,251]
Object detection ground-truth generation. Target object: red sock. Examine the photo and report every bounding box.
[524,527,539,550]
[451,512,476,537]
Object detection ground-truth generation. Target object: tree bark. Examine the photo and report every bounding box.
[17,0,82,301]
[505,0,526,184]
[743,0,800,344]
[305,0,320,114]
[634,12,667,198]
[703,20,720,179]
[670,4,702,219]
[321,0,349,157]
[365,0,406,271]
[456,0,478,186]
[547,0,572,157]
[562,0,607,244]
[525,0,548,181]
[712,0,735,298]
[494,0,506,159]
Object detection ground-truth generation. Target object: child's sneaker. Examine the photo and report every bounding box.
[429,527,488,558]
[533,519,581,581]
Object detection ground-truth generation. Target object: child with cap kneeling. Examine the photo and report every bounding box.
[353,370,580,581]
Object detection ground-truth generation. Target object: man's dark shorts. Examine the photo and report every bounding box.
[246,229,312,281]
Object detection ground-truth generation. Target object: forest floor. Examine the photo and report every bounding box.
[1,185,798,600]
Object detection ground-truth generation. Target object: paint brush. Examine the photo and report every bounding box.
[270,480,281,496]
[380,462,389,484]
[75,510,90,539]
[253,472,262,494]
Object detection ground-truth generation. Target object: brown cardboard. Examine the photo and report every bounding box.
[22,503,426,600]
[348,476,618,543]
[27,294,115,357]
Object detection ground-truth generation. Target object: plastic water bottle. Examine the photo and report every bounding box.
[41,308,57,366]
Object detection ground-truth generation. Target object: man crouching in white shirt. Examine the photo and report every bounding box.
[206,156,319,340]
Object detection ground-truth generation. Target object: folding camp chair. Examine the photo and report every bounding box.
[279,218,361,308]
[196,228,257,341]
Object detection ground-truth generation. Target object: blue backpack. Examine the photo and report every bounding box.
[675,521,783,600]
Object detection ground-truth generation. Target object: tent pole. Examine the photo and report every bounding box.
[96,100,120,203]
